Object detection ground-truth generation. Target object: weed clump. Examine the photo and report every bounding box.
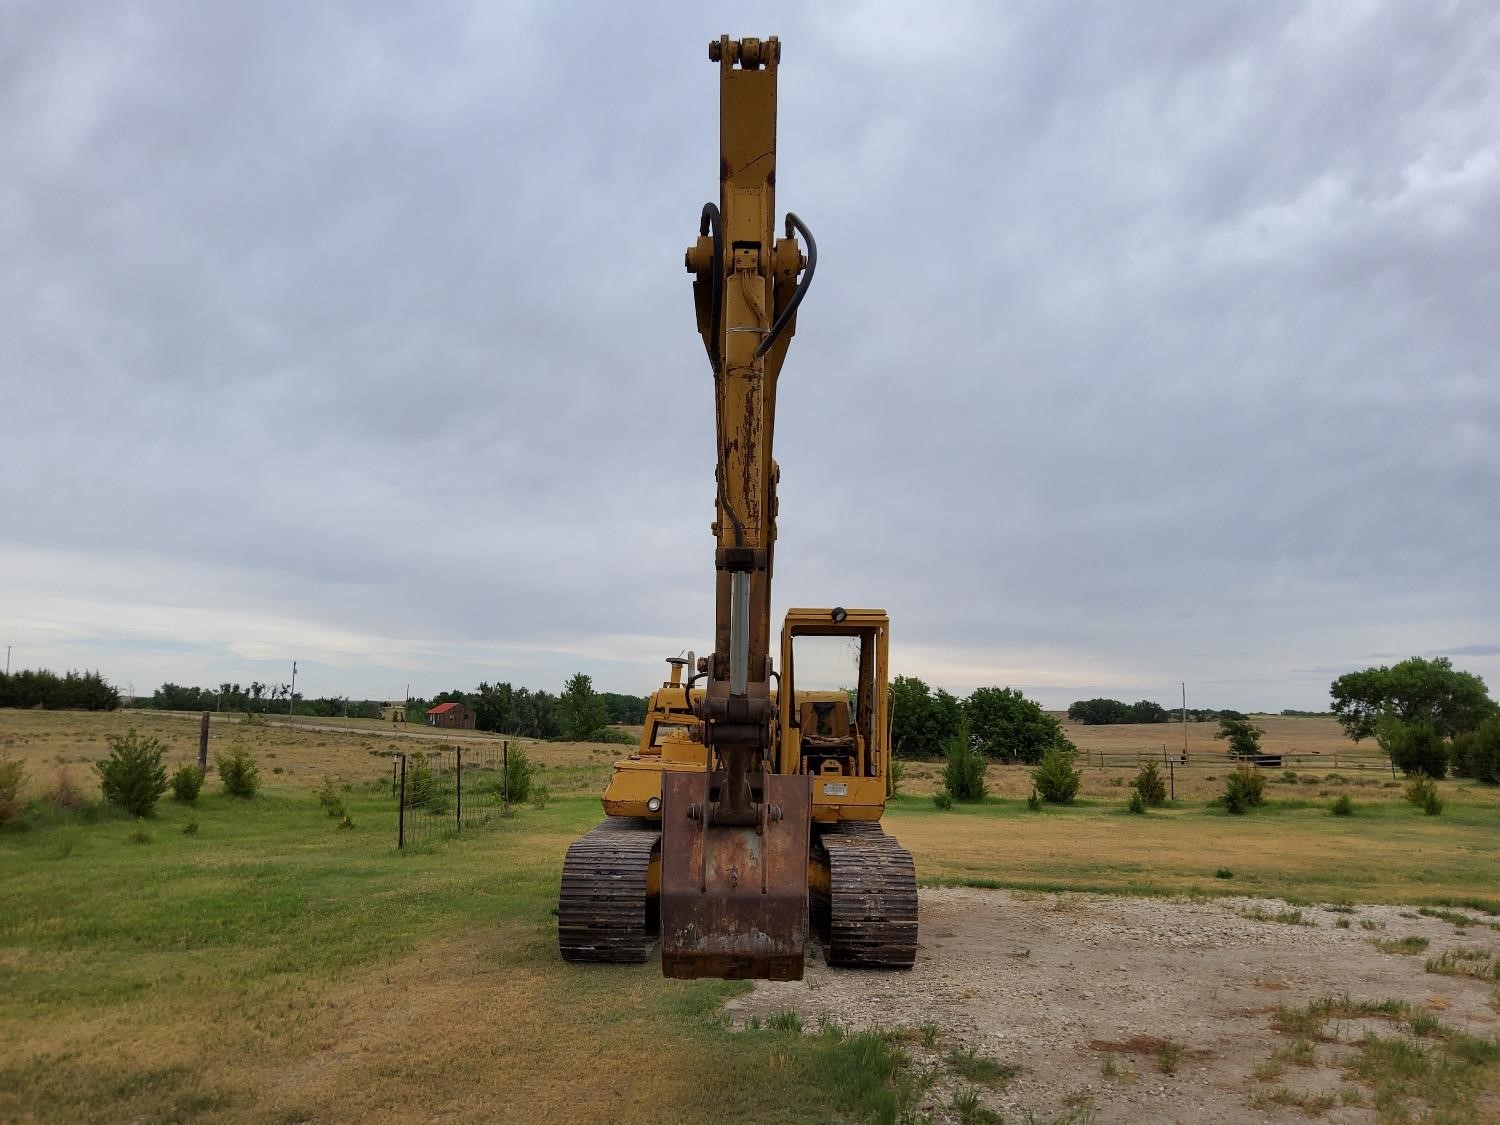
[530,783,551,810]
[1222,765,1266,814]
[1127,789,1146,815]
[96,729,169,817]
[1330,794,1354,817]
[127,820,151,845]
[1371,935,1429,955]
[181,817,199,836]
[1215,867,1233,879]
[216,744,261,799]
[932,790,954,810]
[0,755,25,827]
[941,719,988,803]
[170,764,203,803]
[1133,761,1167,806]
[1031,747,1081,804]
[1026,788,1042,811]
[47,767,87,811]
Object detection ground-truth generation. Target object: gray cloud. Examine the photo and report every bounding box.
[3,1,1498,709]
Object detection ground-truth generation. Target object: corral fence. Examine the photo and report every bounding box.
[1065,747,1396,804]
[392,742,519,848]
[1079,747,1396,773]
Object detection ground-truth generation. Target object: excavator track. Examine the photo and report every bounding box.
[813,821,919,969]
[558,818,661,964]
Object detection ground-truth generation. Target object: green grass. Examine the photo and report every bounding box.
[0,789,919,1123]
[1370,935,1430,955]
[945,1044,1019,1087]
[1264,995,1500,1121]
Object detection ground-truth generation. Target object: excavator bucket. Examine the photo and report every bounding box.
[659,770,811,980]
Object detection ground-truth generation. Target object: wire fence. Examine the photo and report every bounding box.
[1077,747,1396,773]
[391,742,518,848]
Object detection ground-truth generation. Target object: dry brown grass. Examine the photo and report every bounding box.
[0,709,616,798]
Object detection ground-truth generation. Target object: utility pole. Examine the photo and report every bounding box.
[289,661,297,719]
[1181,681,1188,762]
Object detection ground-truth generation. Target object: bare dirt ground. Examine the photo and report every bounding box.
[729,888,1500,1123]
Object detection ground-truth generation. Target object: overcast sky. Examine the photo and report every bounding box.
[3,1,1497,711]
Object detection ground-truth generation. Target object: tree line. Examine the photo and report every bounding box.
[0,669,119,711]
[413,674,645,741]
[138,675,649,742]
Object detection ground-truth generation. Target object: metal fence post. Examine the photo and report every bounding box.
[1169,755,1175,802]
[503,740,509,806]
[456,747,463,832]
[398,753,407,849]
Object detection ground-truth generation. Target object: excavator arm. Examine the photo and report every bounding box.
[660,35,817,980]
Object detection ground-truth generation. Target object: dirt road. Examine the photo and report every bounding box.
[729,888,1500,1123]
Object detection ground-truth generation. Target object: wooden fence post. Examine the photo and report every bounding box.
[198,711,210,774]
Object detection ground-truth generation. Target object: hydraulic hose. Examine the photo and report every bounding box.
[699,202,724,372]
[754,212,816,360]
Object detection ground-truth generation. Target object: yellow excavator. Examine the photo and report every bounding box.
[558,35,917,981]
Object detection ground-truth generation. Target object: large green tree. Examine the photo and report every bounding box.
[1330,656,1496,741]
[965,686,1069,763]
[889,676,964,758]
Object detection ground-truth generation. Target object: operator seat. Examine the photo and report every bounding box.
[799,700,857,774]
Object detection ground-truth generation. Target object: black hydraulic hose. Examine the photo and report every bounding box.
[754,212,816,360]
[699,202,724,372]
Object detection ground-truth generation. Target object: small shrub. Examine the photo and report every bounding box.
[932,790,954,810]
[216,744,261,799]
[942,720,988,802]
[888,759,904,797]
[170,764,203,803]
[1223,765,1266,814]
[1031,747,1081,804]
[1157,1040,1183,1074]
[1215,868,1233,879]
[96,729,169,817]
[1330,794,1354,817]
[47,767,87,811]
[405,753,437,808]
[1026,788,1042,811]
[181,817,199,836]
[1404,774,1436,807]
[530,783,552,810]
[316,774,345,818]
[1451,716,1500,783]
[1424,788,1444,816]
[1133,762,1167,807]
[1127,789,1146,815]
[0,756,25,827]
[501,745,535,805]
[1377,717,1449,778]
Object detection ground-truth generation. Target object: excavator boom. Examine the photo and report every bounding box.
[661,35,814,980]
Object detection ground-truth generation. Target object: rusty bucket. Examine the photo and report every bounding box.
[659,770,811,980]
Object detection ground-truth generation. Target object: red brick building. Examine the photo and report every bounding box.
[425,702,476,730]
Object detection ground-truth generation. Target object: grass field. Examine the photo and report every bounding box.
[3,709,1499,1121]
